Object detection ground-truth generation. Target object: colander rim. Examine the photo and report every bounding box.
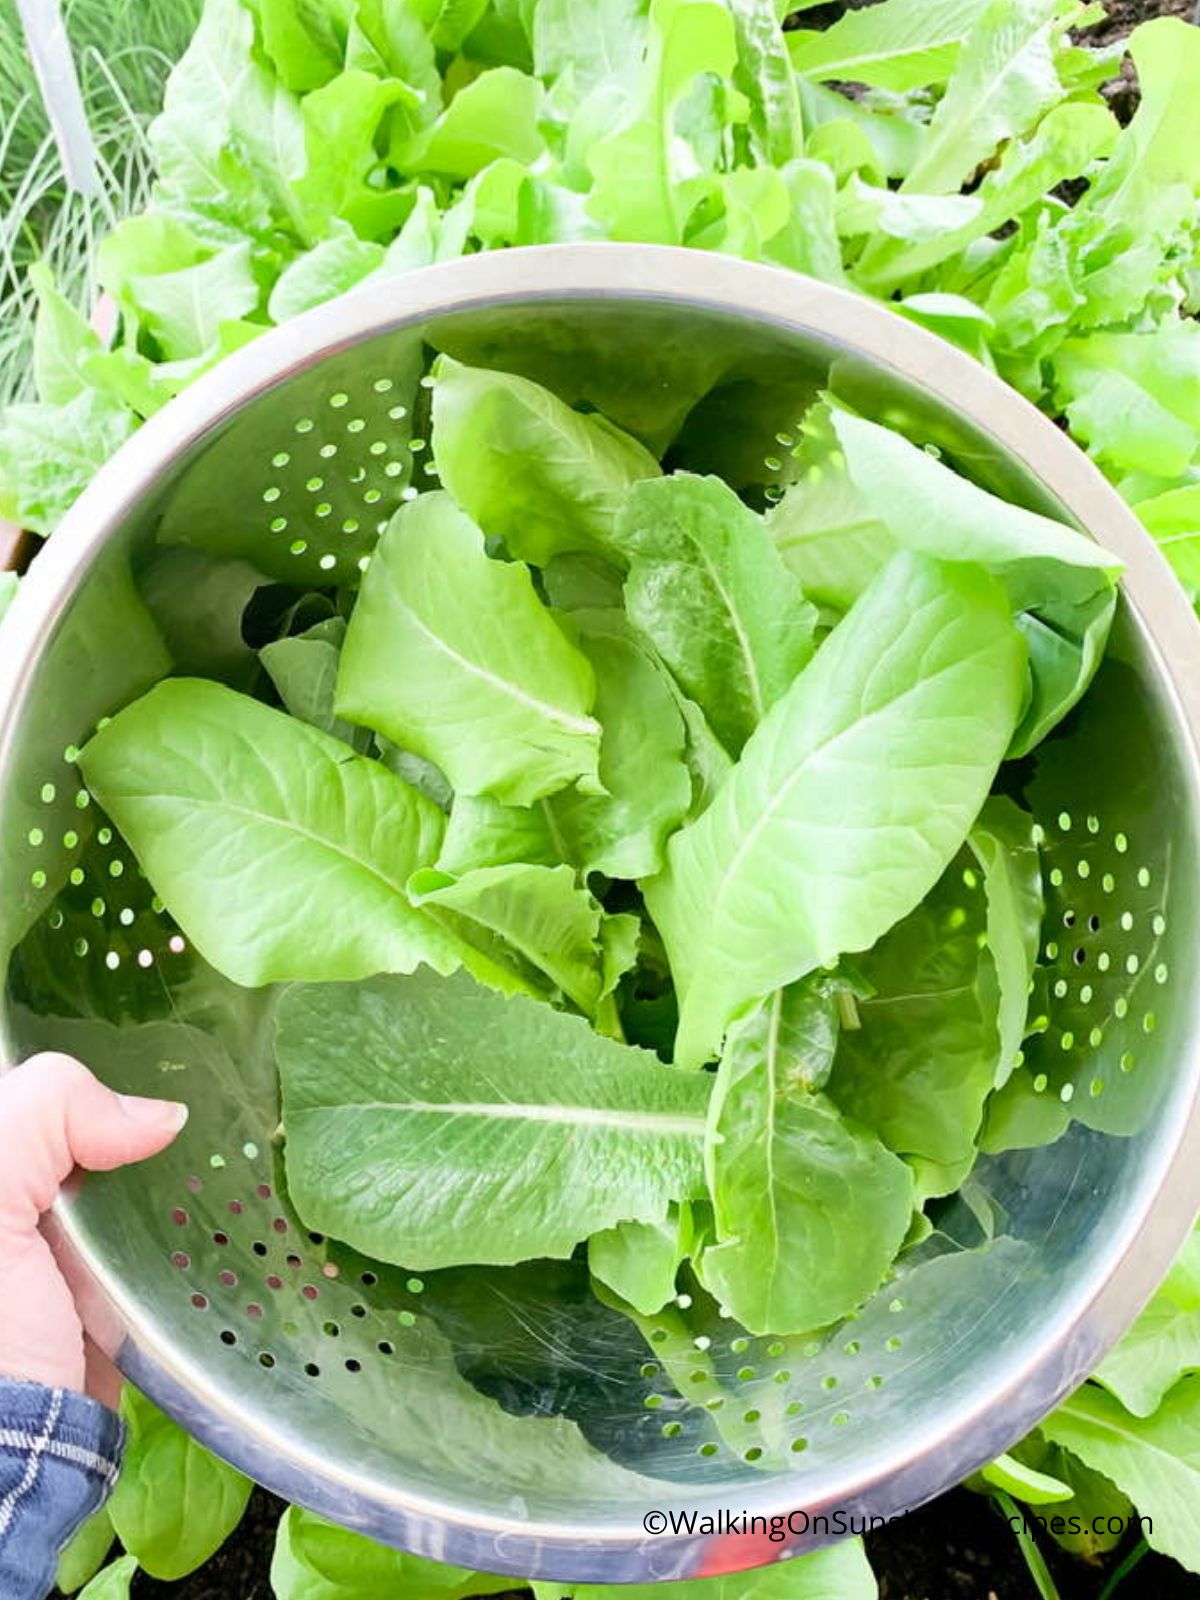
[3,243,1200,1579]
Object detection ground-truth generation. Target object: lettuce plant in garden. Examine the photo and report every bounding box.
[0,1,1197,1598]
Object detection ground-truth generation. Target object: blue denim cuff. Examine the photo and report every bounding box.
[0,1379,125,1600]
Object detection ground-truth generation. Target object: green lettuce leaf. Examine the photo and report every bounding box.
[270,1504,513,1600]
[589,1205,693,1315]
[699,979,914,1334]
[109,1389,252,1581]
[901,0,1066,197]
[79,678,458,986]
[276,969,712,1268]
[395,66,544,178]
[336,491,601,805]
[438,793,560,874]
[1093,1228,1200,1418]
[119,241,261,361]
[1003,1430,1136,1558]
[857,101,1118,293]
[78,1558,138,1600]
[146,0,306,238]
[616,473,816,755]
[969,795,1043,1088]
[532,0,649,93]
[248,0,349,93]
[1053,323,1200,481]
[267,226,386,322]
[587,0,736,244]
[0,387,135,535]
[55,1510,116,1595]
[788,0,995,92]
[727,0,802,166]
[1040,1377,1200,1575]
[261,618,373,748]
[431,357,660,565]
[646,552,1025,1068]
[408,861,607,1011]
[828,851,1000,1171]
[1135,484,1200,601]
[29,262,105,405]
[830,410,1121,755]
[547,608,692,877]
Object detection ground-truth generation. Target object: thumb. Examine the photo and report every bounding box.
[0,1053,188,1232]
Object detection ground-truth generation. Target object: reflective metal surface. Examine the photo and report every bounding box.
[2,247,1200,1581]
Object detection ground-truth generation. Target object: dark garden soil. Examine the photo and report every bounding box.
[57,0,1199,1596]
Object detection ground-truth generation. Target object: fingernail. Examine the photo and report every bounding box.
[118,1094,189,1133]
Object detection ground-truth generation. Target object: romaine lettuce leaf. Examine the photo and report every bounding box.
[276,969,712,1268]
[646,552,1025,1068]
[431,358,660,566]
[336,491,602,805]
[699,977,914,1334]
[79,678,458,986]
[616,473,816,755]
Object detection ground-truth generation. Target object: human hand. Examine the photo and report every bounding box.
[0,1055,187,1402]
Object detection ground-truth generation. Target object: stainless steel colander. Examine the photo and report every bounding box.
[3,246,1200,1584]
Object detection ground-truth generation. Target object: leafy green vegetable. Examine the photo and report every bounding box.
[900,0,1067,197]
[77,1558,138,1600]
[1094,1231,1200,1419]
[55,1509,116,1595]
[109,1388,252,1581]
[1041,1377,1200,1575]
[30,262,104,405]
[336,491,602,805]
[408,861,608,1012]
[430,357,660,566]
[80,678,458,985]
[969,796,1043,1087]
[728,0,803,167]
[829,410,1120,755]
[978,1452,1072,1506]
[699,979,914,1334]
[0,388,136,534]
[828,852,999,1172]
[647,552,1025,1067]
[277,970,711,1268]
[1054,324,1200,480]
[616,473,816,754]
[589,1205,693,1315]
[546,609,693,876]
[261,618,370,748]
[397,66,544,177]
[788,0,994,92]
[586,0,736,244]
[270,1504,513,1600]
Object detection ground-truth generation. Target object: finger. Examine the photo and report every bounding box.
[0,1053,188,1232]
[0,1228,87,1390]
